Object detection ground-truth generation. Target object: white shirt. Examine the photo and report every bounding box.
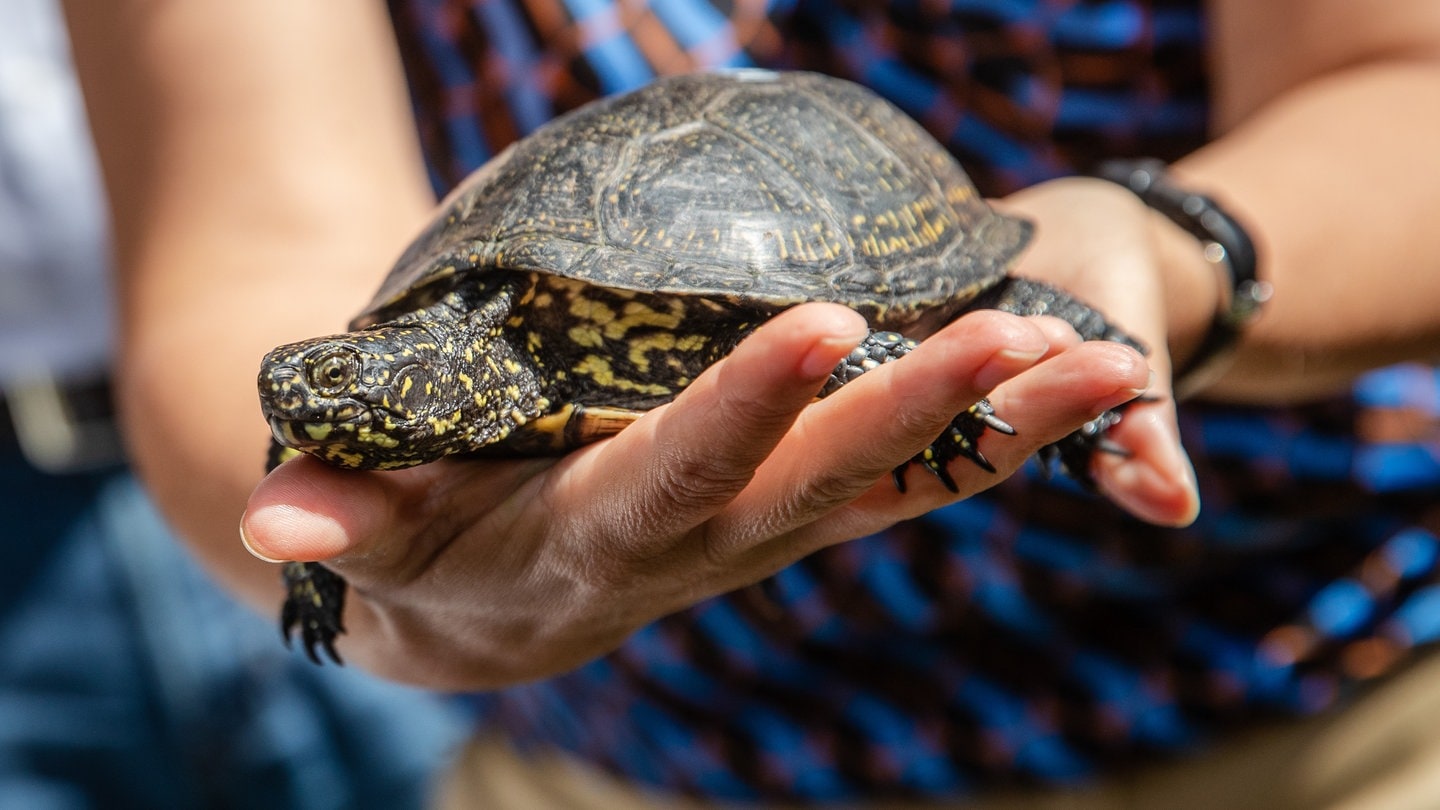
[0,0,114,385]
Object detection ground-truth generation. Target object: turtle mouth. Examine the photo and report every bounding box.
[268,411,428,470]
[270,417,340,449]
[266,405,374,449]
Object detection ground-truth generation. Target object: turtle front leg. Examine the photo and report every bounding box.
[281,561,347,665]
[820,330,1016,493]
[268,439,348,665]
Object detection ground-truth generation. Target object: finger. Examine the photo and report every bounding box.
[1028,314,1087,356]
[241,455,383,563]
[1026,318,1199,527]
[1027,297,1198,526]
[1027,286,1196,525]
[549,302,869,553]
[1062,244,1198,524]
[241,451,548,577]
[771,337,1153,553]
[996,291,1199,526]
[1049,246,1196,527]
[709,311,1136,549]
[1092,397,1199,527]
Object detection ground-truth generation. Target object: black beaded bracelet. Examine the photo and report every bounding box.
[1096,158,1271,398]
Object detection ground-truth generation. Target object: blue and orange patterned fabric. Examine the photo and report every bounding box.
[386,0,1440,802]
[388,0,1207,199]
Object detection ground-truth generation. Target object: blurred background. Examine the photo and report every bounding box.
[0,0,470,806]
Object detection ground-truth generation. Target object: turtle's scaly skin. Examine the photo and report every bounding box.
[258,70,1141,663]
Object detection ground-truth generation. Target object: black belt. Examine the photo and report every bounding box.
[0,374,125,473]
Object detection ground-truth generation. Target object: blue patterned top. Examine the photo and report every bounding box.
[386,0,1440,802]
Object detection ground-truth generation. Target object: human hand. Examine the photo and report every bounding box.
[999,176,1208,527]
[241,302,1150,688]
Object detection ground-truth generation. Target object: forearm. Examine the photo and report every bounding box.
[63,0,434,608]
[118,236,421,608]
[1168,3,1440,402]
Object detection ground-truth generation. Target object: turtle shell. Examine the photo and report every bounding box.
[355,69,1031,329]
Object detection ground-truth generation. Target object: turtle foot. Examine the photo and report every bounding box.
[1036,409,1128,490]
[893,398,1016,493]
[823,330,1021,493]
[281,561,347,665]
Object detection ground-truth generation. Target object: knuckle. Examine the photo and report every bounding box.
[887,397,959,449]
[787,467,869,519]
[568,534,642,598]
[543,508,651,601]
[653,446,755,511]
[705,475,866,568]
[696,520,747,573]
[714,388,801,438]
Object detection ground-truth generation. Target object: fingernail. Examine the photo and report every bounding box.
[1102,450,1200,528]
[800,330,870,380]
[1103,463,1166,526]
[973,346,1048,391]
[1093,368,1155,413]
[1138,368,1157,397]
[1120,368,1157,401]
[239,512,288,564]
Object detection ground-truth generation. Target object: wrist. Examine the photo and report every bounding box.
[1097,159,1270,398]
[1150,209,1223,377]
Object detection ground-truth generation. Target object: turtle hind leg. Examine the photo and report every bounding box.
[281,561,347,665]
[821,330,1016,494]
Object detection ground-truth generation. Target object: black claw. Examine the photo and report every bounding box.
[309,629,344,667]
[281,561,348,665]
[967,449,997,475]
[823,328,1128,495]
[932,463,961,493]
[1094,437,1130,458]
[1035,409,1129,488]
[979,411,1017,437]
[894,398,1004,492]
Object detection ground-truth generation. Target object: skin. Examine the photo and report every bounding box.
[61,0,1440,687]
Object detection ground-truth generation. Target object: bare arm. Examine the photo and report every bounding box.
[1182,0,1440,400]
[977,0,1440,523]
[62,0,435,607]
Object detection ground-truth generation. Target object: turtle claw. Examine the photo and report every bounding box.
[896,402,1133,494]
[281,561,347,665]
[821,332,1022,493]
[1036,410,1128,488]
[894,398,1013,493]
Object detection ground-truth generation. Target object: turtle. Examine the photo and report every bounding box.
[258,69,1140,664]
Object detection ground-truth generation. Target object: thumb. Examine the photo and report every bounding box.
[240,454,386,563]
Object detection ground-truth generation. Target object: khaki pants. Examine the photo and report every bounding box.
[439,652,1440,810]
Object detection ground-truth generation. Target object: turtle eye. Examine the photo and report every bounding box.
[308,348,360,395]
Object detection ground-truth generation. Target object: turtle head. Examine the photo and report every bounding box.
[258,323,495,470]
